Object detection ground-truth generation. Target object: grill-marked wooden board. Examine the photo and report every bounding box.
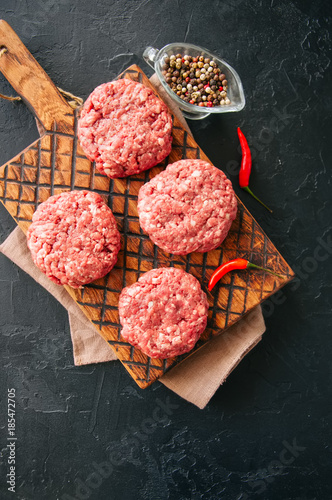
[0,21,294,388]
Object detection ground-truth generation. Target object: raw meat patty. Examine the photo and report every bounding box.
[77,79,173,178]
[118,267,209,359]
[138,159,238,255]
[27,190,121,288]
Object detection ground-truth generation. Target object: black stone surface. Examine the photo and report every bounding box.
[0,1,331,499]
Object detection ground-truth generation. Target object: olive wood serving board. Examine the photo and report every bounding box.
[0,21,294,388]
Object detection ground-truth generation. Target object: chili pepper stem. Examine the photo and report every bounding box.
[247,262,283,278]
[242,186,273,213]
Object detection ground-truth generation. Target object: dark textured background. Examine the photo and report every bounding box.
[0,1,331,499]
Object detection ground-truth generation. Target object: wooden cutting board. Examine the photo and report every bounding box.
[0,20,294,388]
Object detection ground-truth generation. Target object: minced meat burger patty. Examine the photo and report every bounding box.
[118,267,209,359]
[27,190,121,288]
[77,79,173,178]
[138,159,237,255]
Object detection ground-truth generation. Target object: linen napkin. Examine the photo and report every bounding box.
[0,74,266,409]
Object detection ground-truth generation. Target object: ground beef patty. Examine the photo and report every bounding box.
[77,79,173,178]
[119,267,209,359]
[138,159,238,255]
[27,190,121,288]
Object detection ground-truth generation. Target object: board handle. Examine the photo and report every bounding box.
[0,20,74,131]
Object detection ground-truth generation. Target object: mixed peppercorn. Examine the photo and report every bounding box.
[161,53,230,108]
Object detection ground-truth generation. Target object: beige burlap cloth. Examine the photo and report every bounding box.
[0,75,266,409]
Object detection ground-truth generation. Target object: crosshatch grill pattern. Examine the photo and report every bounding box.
[0,65,294,388]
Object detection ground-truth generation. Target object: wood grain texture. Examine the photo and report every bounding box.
[0,20,73,131]
[0,25,294,387]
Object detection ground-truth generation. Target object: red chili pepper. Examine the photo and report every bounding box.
[237,127,272,213]
[208,258,283,291]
